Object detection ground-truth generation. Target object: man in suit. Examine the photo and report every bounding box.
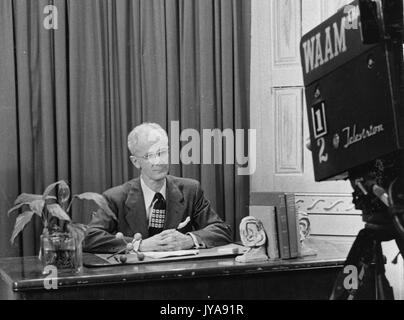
[83,123,232,253]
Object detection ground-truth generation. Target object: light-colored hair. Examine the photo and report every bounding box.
[127,123,168,156]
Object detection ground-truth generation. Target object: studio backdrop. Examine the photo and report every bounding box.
[0,0,251,257]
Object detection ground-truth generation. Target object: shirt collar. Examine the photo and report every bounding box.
[140,176,167,210]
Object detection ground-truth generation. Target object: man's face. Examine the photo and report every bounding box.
[131,130,170,182]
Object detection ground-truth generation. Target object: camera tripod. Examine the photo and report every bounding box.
[330,155,404,300]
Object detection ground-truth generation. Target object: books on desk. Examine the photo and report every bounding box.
[250,193,301,260]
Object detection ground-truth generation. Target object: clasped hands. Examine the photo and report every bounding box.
[139,229,195,252]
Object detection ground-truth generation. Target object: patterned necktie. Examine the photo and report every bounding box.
[148,192,166,237]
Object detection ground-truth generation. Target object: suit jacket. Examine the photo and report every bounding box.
[83,175,233,253]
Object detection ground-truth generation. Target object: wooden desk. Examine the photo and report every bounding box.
[0,239,351,300]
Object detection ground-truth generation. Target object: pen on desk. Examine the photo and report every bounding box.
[177,216,191,230]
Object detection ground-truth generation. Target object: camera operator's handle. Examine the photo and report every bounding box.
[372,185,389,207]
[388,180,404,242]
[357,180,404,242]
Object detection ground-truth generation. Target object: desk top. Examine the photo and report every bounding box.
[0,238,352,292]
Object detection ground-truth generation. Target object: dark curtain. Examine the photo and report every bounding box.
[0,0,251,257]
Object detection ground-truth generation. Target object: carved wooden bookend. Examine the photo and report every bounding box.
[236,216,270,263]
[298,211,317,257]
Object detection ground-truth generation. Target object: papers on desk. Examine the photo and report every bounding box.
[139,250,199,260]
[135,245,244,260]
[217,246,245,255]
[88,244,246,267]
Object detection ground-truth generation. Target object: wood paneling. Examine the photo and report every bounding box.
[271,0,302,86]
[272,0,301,66]
[309,215,363,237]
[274,88,303,174]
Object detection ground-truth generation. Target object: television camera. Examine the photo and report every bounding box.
[301,0,404,299]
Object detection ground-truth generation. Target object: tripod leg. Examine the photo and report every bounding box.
[330,229,371,300]
[374,241,395,300]
[376,274,395,300]
[331,229,396,300]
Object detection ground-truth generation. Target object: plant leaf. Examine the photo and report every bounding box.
[42,181,69,199]
[8,197,55,217]
[47,203,71,222]
[74,193,117,221]
[29,200,45,218]
[8,202,30,217]
[58,183,71,211]
[10,211,35,244]
[14,194,42,206]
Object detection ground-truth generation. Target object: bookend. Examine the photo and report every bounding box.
[236,216,270,263]
[298,211,317,258]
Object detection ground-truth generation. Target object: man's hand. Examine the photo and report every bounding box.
[158,230,195,251]
[139,230,194,252]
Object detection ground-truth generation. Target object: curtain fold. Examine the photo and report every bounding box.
[0,0,251,257]
[0,0,20,257]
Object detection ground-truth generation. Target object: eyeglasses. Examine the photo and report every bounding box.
[136,147,169,161]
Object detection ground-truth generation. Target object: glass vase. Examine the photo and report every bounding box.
[40,231,83,274]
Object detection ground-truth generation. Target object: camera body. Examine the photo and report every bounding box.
[301,0,404,182]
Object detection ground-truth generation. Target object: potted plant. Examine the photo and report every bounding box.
[8,181,116,273]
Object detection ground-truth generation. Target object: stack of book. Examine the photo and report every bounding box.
[251,193,301,260]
